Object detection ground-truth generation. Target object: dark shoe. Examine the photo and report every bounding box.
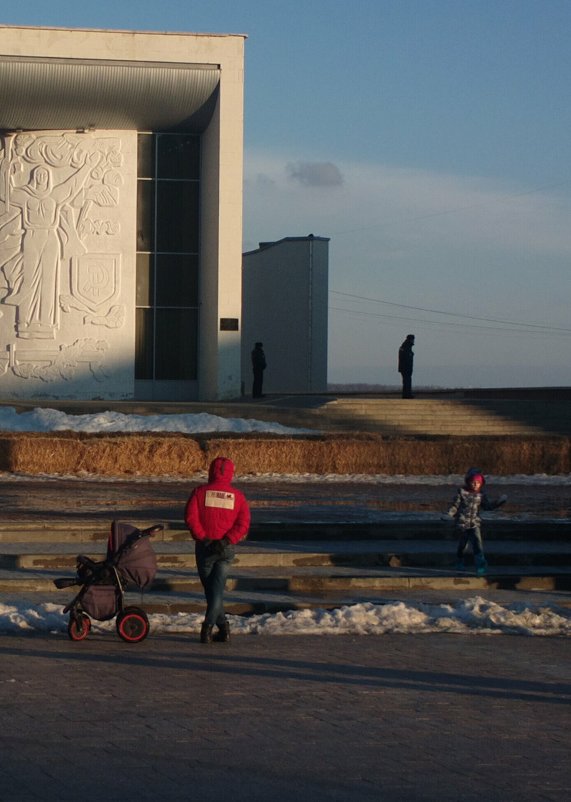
[200,623,214,644]
[213,621,230,643]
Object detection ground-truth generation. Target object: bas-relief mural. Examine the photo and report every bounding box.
[0,132,126,387]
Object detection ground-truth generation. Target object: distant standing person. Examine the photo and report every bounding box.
[251,341,267,398]
[184,457,251,643]
[398,334,415,398]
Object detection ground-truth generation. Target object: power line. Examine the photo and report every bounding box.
[329,306,566,335]
[329,306,571,338]
[330,290,571,334]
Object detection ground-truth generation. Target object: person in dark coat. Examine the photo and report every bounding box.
[251,341,267,398]
[398,334,415,398]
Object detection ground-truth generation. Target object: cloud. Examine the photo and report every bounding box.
[253,172,276,188]
[244,150,571,258]
[286,161,344,187]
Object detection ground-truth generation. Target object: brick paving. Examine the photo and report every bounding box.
[0,631,569,802]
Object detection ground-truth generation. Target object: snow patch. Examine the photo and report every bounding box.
[1,597,569,638]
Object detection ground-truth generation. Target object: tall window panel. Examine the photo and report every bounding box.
[136,133,200,382]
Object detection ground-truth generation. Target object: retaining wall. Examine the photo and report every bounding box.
[0,432,569,476]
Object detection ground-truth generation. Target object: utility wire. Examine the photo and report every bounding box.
[329,306,571,338]
[331,290,571,334]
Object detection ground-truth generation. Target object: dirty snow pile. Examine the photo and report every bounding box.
[0,406,314,435]
[1,596,569,638]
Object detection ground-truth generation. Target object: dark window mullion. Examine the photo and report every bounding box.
[152,134,159,381]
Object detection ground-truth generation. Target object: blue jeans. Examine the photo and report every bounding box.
[195,541,235,626]
[456,526,484,559]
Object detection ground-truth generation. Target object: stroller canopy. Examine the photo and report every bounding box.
[107,521,158,590]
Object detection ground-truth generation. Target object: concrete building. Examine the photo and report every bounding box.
[0,25,245,401]
[241,235,329,395]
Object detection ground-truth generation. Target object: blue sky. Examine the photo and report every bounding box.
[2,1,570,387]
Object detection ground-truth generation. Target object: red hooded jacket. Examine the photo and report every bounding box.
[184,457,251,545]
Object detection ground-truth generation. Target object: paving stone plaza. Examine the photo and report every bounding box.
[1,629,570,802]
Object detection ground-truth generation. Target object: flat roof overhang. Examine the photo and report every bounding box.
[0,56,220,132]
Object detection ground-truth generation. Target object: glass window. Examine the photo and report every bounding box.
[137,181,155,251]
[157,134,200,180]
[136,253,154,307]
[136,132,200,384]
[135,308,154,380]
[156,182,199,254]
[137,134,155,178]
[155,309,198,380]
[155,254,198,307]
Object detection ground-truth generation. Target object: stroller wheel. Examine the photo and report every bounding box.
[68,613,91,641]
[116,607,149,643]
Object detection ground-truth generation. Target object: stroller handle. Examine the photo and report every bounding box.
[142,524,164,536]
[54,577,79,589]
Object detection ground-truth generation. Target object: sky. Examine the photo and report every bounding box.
[1,1,570,388]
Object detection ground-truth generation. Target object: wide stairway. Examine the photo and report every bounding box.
[319,397,571,435]
[1,517,569,615]
[7,391,571,437]
[1,391,570,616]
[266,396,571,436]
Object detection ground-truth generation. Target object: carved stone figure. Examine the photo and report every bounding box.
[0,132,126,385]
[1,153,98,338]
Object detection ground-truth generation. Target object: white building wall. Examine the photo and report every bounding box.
[307,237,329,392]
[199,43,245,401]
[0,25,245,402]
[0,130,137,399]
[241,236,329,395]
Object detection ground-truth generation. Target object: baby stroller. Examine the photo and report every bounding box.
[54,520,163,643]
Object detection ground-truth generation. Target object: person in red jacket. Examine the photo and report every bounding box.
[184,456,251,643]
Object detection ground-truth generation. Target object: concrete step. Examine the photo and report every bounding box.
[5,395,571,437]
[0,519,568,542]
[1,567,570,614]
[5,583,571,617]
[315,399,571,435]
[1,540,570,570]
[1,538,569,608]
[1,513,569,611]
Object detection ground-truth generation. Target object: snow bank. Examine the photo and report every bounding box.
[1,597,569,638]
[0,407,313,435]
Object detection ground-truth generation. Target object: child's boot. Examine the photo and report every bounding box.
[455,559,466,572]
[476,555,488,576]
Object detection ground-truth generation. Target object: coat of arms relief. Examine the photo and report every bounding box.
[0,132,126,382]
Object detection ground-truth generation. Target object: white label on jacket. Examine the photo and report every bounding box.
[205,490,235,510]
